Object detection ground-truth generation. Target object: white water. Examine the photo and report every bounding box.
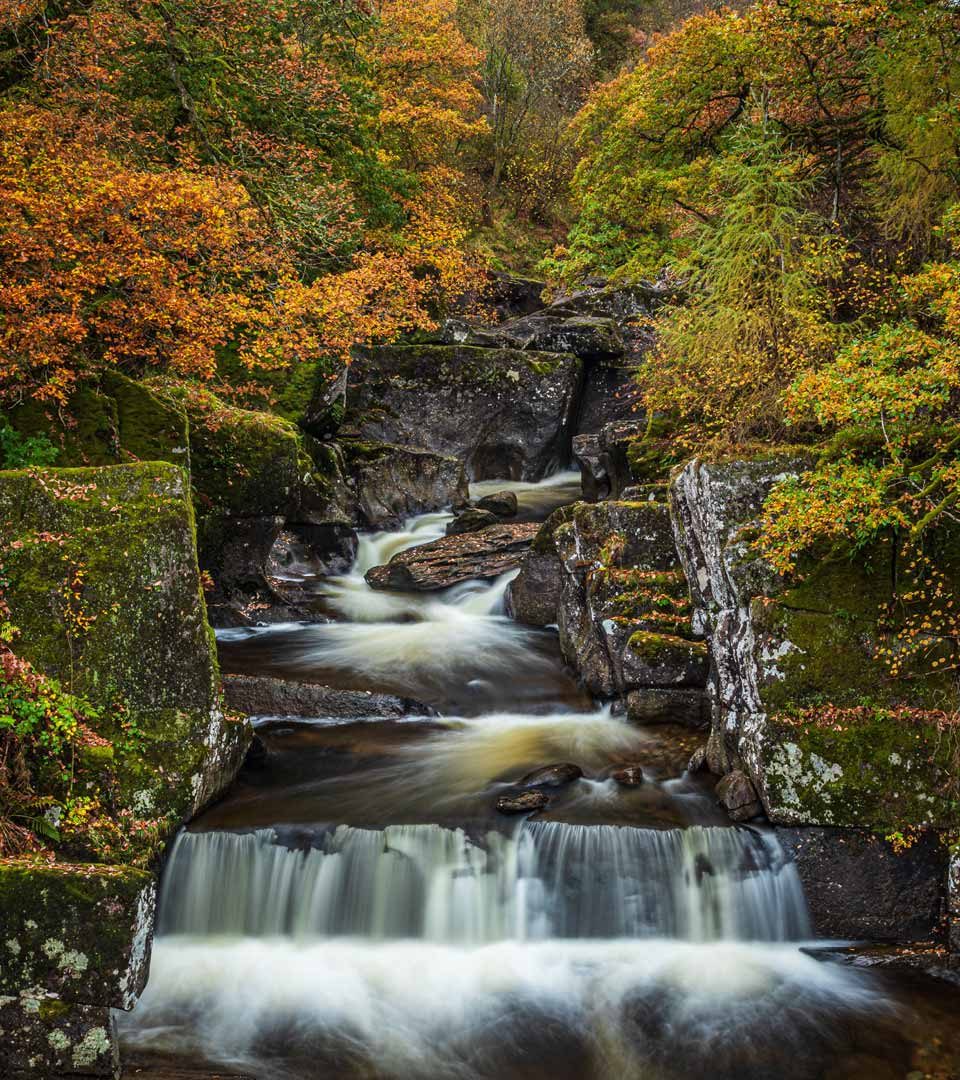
[158,823,809,942]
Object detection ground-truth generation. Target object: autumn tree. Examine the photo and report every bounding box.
[457,0,593,223]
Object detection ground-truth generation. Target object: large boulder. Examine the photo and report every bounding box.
[341,440,467,528]
[778,828,949,942]
[0,462,250,1074]
[510,500,707,712]
[335,344,583,481]
[366,522,539,591]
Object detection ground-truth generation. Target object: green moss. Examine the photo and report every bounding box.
[0,463,249,829]
[759,710,960,828]
[627,629,708,664]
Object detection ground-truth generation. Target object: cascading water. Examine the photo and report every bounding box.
[123,475,902,1080]
[157,823,809,943]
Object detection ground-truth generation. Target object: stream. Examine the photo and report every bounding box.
[121,475,960,1080]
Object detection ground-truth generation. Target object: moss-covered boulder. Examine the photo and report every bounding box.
[0,461,251,1075]
[0,463,249,824]
[4,373,188,470]
[333,344,583,481]
[0,861,154,1008]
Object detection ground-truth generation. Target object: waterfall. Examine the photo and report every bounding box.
[158,822,809,943]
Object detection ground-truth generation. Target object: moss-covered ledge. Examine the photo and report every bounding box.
[0,860,154,1009]
[752,707,960,829]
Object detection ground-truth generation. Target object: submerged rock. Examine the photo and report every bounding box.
[365,522,539,591]
[446,507,500,535]
[519,763,583,788]
[222,674,422,720]
[476,490,519,517]
[338,343,583,481]
[496,790,550,815]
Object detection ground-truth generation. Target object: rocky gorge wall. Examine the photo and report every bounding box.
[0,463,250,1076]
[670,453,960,946]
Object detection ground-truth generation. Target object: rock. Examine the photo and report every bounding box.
[222,674,422,720]
[572,433,608,501]
[0,862,155,1008]
[341,440,467,528]
[446,508,500,535]
[778,828,949,942]
[496,790,550,815]
[670,451,960,831]
[554,503,697,696]
[366,522,539,591]
[611,765,645,786]
[574,365,645,440]
[687,746,708,773]
[506,505,576,626]
[0,462,249,1076]
[715,770,762,822]
[621,631,710,689]
[755,709,960,829]
[626,688,708,728]
[454,313,625,362]
[476,490,518,517]
[0,464,250,822]
[519,763,583,788]
[543,282,672,322]
[0,997,117,1078]
[337,344,583,481]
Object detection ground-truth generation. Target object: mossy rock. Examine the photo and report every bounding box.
[0,859,154,1007]
[0,463,250,824]
[754,711,960,828]
[622,631,709,688]
[4,375,188,470]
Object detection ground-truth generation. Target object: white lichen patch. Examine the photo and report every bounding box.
[47,1030,71,1052]
[763,741,845,824]
[72,1025,111,1067]
[759,638,802,682]
[5,939,20,956]
[41,939,89,978]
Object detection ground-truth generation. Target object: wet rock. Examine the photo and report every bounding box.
[778,827,949,942]
[223,674,422,720]
[505,504,576,626]
[366,522,539,591]
[496,790,550,815]
[442,313,625,362]
[572,433,608,501]
[519,763,583,788]
[626,688,709,728]
[716,770,762,822]
[574,365,645,441]
[611,765,645,786]
[338,344,583,481]
[342,440,467,528]
[446,507,500,535]
[476,490,518,517]
[621,631,710,689]
[687,745,709,773]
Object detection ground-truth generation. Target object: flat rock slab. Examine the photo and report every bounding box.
[222,674,421,720]
[365,523,539,591]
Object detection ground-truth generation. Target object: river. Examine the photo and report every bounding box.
[120,474,960,1080]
